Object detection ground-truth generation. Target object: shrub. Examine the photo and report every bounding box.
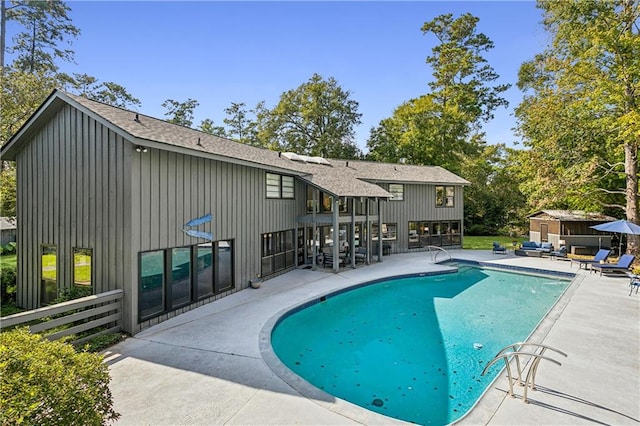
[0,266,17,305]
[0,328,120,425]
[53,285,93,304]
[466,224,496,236]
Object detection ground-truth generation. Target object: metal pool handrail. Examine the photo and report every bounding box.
[481,342,567,403]
[425,245,452,262]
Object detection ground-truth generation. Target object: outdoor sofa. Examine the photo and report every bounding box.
[515,241,553,257]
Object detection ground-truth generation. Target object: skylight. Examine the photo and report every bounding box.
[281,152,332,166]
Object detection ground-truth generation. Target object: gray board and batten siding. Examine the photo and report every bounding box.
[379,182,464,251]
[7,95,297,333]
[14,104,133,318]
[2,89,469,334]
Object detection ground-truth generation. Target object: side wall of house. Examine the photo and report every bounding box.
[15,104,132,309]
[128,149,297,332]
[382,183,465,252]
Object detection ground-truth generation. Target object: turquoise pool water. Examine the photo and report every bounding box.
[271,266,570,425]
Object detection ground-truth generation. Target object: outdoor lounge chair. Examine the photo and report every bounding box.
[570,249,610,270]
[550,246,567,259]
[492,242,507,254]
[591,254,635,276]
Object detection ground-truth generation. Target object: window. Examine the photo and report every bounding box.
[170,247,191,308]
[73,248,93,298]
[216,240,234,292]
[436,186,455,207]
[338,197,348,213]
[389,184,404,201]
[139,250,165,320]
[266,173,294,199]
[41,245,57,306]
[138,240,235,321]
[282,176,294,198]
[306,186,319,213]
[322,193,333,212]
[261,230,295,277]
[408,221,461,248]
[195,243,214,298]
[371,223,397,241]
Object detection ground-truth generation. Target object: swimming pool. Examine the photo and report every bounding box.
[270,265,570,425]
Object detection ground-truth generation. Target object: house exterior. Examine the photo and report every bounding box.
[0,217,17,246]
[0,89,469,334]
[528,210,615,254]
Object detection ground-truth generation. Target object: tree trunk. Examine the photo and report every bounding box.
[1,0,6,70]
[622,0,639,256]
[625,141,639,255]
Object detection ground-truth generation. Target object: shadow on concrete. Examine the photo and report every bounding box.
[494,385,639,425]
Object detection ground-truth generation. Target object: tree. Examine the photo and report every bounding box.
[162,98,199,127]
[223,102,249,142]
[515,0,639,253]
[1,0,80,73]
[367,13,509,175]
[61,73,141,109]
[1,67,59,143]
[262,73,362,159]
[0,328,120,425]
[0,161,16,216]
[462,145,527,235]
[366,94,472,175]
[199,118,227,137]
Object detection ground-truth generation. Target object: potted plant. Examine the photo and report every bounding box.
[250,274,262,289]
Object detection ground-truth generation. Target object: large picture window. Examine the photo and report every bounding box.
[195,243,214,298]
[170,247,191,308]
[436,186,455,207]
[408,221,461,248]
[266,173,294,199]
[261,230,295,277]
[139,250,165,320]
[216,241,234,293]
[138,240,235,321]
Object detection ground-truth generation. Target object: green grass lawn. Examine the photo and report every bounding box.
[0,253,17,270]
[463,235,526,250]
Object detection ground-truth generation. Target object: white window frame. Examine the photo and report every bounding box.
[266,173,294,199]
[389,183,404,201]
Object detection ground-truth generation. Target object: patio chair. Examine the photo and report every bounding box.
[570,249,610,270]
[591,254,635,276]
[492,242,507,254]
[355,247,367,264]
[550,246,567,259]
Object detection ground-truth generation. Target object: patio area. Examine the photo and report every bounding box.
[103,250,640,425]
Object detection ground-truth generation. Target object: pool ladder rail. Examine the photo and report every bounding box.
[481,342,568,404]
[425,245,452,263]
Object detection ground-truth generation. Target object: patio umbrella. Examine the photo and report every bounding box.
[590,219,640,255]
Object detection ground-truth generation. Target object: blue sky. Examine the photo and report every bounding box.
[8,1,548,151]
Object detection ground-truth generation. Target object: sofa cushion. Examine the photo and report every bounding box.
[540,242,553,250]
[521,241,539,250]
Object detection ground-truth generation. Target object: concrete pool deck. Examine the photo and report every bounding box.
[104,250,640,425]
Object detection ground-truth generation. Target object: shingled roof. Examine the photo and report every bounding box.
[1,89,469,198]
[528,210,617,222]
